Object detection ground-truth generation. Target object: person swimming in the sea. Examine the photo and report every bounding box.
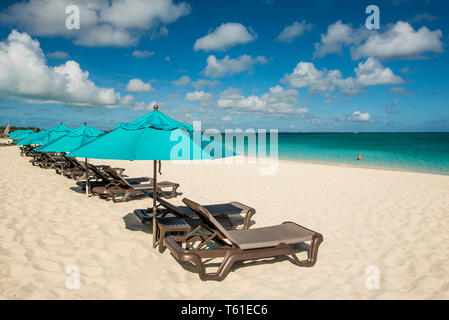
[358,154,363,161]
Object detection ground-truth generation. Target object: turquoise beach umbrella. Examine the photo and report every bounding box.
[9,129,34,139]
[13,131,33,140]
[35,123,104,153]
[16,124,72,146]
[68,105,235,246]
[15,130,48,145]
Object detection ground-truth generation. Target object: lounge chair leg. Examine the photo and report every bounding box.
[290,234,323,267]
[214,252,239,281]
[169,184,180,198]
[122,190,131,202]
[243,210,256,229]
[111,192,121,203]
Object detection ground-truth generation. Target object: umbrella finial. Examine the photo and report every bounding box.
[83,122,87,125]
[60,122,63,124]
[153,104,159,111]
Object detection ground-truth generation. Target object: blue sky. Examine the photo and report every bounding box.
[0,0,448,132]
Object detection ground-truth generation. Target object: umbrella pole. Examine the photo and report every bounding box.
[152,160,157,248]
[85,158,89,196]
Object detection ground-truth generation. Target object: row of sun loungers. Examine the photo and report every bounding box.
[20,146,323,281]
[24,149,180,201]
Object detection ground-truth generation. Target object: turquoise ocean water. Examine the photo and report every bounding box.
[228,132,449,175]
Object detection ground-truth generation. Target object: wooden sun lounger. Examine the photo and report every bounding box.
[92,182,163,203]
[29,152,45,166]
[76,163,149,191]
[91,167,179,202]
[38,153,64,169]
[133,197,256,229]
[61,158,115,180]
[164,198,323,281]
[133,197,256,252]
[61,158,90,180]
[21,145,36,157]
[51,155,70,173]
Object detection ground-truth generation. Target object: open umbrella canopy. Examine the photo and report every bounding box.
[115,108,193,131]
[35,124,105,153]
[15,130,47,145]
[9,129,34,139]
[67,105,235,247]
[15,124,72,146]
[68,108,232,160]
[12,130,34,140]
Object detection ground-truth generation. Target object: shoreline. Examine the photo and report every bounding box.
[276,156,449,177]
[2,138,448,176]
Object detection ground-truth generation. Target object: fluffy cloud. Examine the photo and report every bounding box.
[355,58,403,86]
[275,20,312,43]
[194,23,256,51]
[47,51,69,59]
[218,85,307,116]
[314,20,443,60]
[150,25,169,40]
[191,79,220,89]
[126,79,155,92]
[0,0,190,47]
[132,50,154,58]
[282,58,402,95]
[204,55,268,78]
[314,21,367,58]
[184,91,213,106]
[0,30,149,109]
[172,75,191,86]
[348,111,370,122]
[351,21,443,60]
[333,111,371,122]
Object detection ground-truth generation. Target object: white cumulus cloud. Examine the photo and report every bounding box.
[354,58,403,86]
[132,50,154,58]
[218,85,307,116]
[184,91,213,106]
[314,20,443,61]
[275,20,312,43]
[0,30,149,109]
[126,79,155,92]
[172,75,191,86]
[194,23,256,51]
[282,58,402,95]
[204,55,268,78]
[314,20,367,58]
[191,78,221,89]
[351,21,443,60]
[0,0,190,47]
[348,111,371,122]
[47,51,69,59]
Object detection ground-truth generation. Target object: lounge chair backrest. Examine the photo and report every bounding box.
[69,157,84,169]
[157,197,184,216]
[182,198,233,239]
[43,153,52,161]
[103,167,133,188]
[63,156,79,168]
[86,163,111,183]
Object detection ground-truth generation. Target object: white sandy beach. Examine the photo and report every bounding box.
[1,143,449,299]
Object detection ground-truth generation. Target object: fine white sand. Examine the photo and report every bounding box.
[1,144,449,299]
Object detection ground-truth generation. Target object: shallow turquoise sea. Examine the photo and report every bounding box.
[230,132,449,175]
